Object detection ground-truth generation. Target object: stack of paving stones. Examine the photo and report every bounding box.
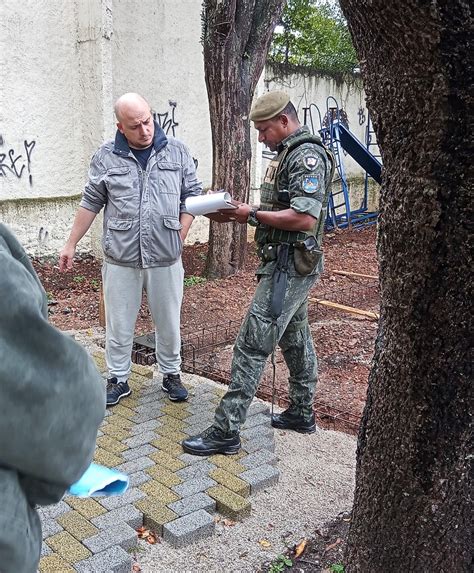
[38,352,280,572]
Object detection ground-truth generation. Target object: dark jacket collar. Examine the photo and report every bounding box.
[113,121,168,156]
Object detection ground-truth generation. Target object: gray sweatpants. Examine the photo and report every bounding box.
[102,260,184,382]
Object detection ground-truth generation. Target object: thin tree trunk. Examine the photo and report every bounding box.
[202,0,286,278]
[338,1,472,570]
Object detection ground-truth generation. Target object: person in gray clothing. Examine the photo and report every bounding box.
[0,223,105,573]
[60,92,202,407]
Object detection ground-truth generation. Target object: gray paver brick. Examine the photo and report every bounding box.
[137,390,165,405]
[176,460,216,480]
[134,401,164,416]
[91,504,143,530]
[240,449,278,469]
[128,470,152,488]
[38,500,70,520]
[168,492,216,517]
[184,411,215,426]
[40,518,63,539]
[132,411,166,424]
[247,402,270,416]
[240,464,280,493]
[121,443,158,461]
[241,412,272,429]
[115,455,154,474]
[242,434,275,453]
[74,545,133,573]
[83,522,137,554]
[163,509,215,547]
[179,452,210,465]
[128,419,161,436]
[98,487,146,510]
[240,423,273,440]
[123,430,158,448]
[41,541,52,556]
[173,476,217,497]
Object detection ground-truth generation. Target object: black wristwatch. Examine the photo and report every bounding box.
[247,207,260,227]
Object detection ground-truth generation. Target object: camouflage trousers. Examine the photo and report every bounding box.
[213,267,319,434]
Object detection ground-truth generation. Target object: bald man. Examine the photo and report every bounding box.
[60,93,202,407]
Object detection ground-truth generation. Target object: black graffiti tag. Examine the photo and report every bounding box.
[0,139,36,185]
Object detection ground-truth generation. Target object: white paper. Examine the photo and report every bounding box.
[185,192,237,216]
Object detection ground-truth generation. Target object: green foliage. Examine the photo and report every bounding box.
[329,564,345,573]
[268,554,293,573]
[73,275,86,283]
[90,278,101,291]
[184,275,207,288]
[269,0,357,75]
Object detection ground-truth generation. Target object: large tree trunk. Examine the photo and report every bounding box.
[338,1,472,571]
[202,0,285,278]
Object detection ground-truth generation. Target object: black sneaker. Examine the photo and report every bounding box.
[106,377,131,407]
[162,373,188,402]
[271,408,316,434]
[182,426,241,456]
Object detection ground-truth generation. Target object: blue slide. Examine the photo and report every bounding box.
[337,123,382,184]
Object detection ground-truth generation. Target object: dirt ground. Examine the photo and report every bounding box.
[34,226,378,434]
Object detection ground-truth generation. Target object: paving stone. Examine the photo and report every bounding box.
[240,449,278,469]
[185,422,215,436]
[96,434,129,454]
[176,460,216,480]
[45,530,92,562]
[128,419,161,435]
[173,476,217,497]
[65,497,108,520]
[168,492,216,517]
[135,497,178,536]
[247,401,271,416]
[121,443,158,461]
[240,464,280,493]
[159,415,188,430]
[163,509,215,547]
[97,429,104,437]
[75,545,133,573]
[38,500,70,520]
[98,487,146,510]
[151,435,184,456]
[184,411,215,426]
[179,452,210,465]
[128,469,152,487]
[38,554,76,572]
[41,518,63,539]
[93,447,123,468]
[209,468,250,497]
[115,455,154,474]
[155,424,189,442]
[241,412,272,429]
[242,434,276,453]
[119,395,140,409]
[57,510,99,541]
[134,401,164,416]
[123,430,158,449]
[149,450,186,471]
[207,455,246,475]
[137,390,166,405]
[132,410,167,424]
[83,522,137,554]
[40,542,52,557]
[105,414,134,429]
[240,423,273,441]
[206,485,252,521]
[161,403,190,419]
[100,424,130,441]
[130,363,154,378]
[109,404,137,421]
[91,504,143,530]
[140,480,180,504]
[146,465,183,487]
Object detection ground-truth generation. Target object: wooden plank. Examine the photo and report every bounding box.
[310,297,379,321]
[98,287,106,327]
[333,270,378,280]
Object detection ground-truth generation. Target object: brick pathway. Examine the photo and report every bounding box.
[38,353,279,572]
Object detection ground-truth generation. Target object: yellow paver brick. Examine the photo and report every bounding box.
[130,364,154,378]
[45,531,91,562]
[206,485,251,520]
[155,425,188,442]
[99,424,130,441]
[56,510,99,541]
[158,415,187,431]
[140,480,180,504]
[120,395,140,408]
[135,497,177,536]
[150,436,183,456]
[93,447,123,468]
[145,465,182,487]
[64,497,107,519]
[161,404,190,419]
[149,450,186,471]
[106,412,135,428]
[39,554,76,572]
[209,468,250,497]
[211,453,247,467]
[110,404,136,420]
[96,434,129,454]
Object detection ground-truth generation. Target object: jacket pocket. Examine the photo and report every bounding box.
[163,217,183,231]
[104,217,139,263]
[156,161,180,195]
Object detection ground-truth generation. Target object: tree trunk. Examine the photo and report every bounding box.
[202,0,286,278]
[338,1,472,571]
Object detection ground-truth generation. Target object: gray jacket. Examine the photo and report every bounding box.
[80,122,202,268]
[0,224,105,572]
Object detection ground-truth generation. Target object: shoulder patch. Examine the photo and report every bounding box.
[302,176,319,194]
[303,155,319,171]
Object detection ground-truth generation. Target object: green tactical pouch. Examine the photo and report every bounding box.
[294,238,323,276]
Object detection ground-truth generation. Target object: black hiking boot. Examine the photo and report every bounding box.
[271,408,316,434]
[162,373,188,402]
[106,377,131,407]
[182,426,241,456]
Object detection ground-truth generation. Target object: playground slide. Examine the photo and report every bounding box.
[337,123,382,184]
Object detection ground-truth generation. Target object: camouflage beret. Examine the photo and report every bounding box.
[249,91,291,121]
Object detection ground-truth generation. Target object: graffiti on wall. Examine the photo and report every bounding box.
[153,100,179,137]
[0,138,36,185]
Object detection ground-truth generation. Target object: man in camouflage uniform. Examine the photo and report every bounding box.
[182,91,334,456]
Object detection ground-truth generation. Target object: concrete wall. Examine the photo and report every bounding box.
[0,1,377,256]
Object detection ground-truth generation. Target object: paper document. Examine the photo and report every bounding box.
[68,463,129,498]
[185,191,237,216]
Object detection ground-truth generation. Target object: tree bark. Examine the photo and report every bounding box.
[202,0,286,278]
[338,1,473,571]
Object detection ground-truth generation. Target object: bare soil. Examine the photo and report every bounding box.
[34,226,378,434]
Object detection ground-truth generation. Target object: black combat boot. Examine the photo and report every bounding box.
[182,426,241,456]
[271,408,316,434]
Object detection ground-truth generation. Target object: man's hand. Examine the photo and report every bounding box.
[59,244,76,272]
[218,203,251,224]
